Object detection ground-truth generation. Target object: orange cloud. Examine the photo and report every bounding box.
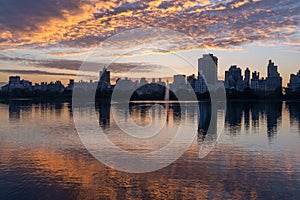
[0,0,298,53]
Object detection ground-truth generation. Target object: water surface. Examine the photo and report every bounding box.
[0,100,299,199]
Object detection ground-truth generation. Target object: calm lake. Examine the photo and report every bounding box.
[0,100,299,199]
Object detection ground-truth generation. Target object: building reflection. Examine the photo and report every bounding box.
[198,102,211,134]
[9,101,21,120]
[265,101,282,139]
[244,103,250,130]
[286,101,300,132]
[225,101,282,140]
[172,104,181,122]
[0,100,299,199]
[94,100,284,144]
[197,101,220,145]
[197,102,211,143]
[95,100,111,128]
[5,100,66,123]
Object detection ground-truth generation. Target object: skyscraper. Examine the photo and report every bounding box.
[99,67,110,85]
[244,68,250,87]
[266,60,282,91]
[250,60,282,92]
[287,70,300,92]
[198,54,218,85]
[173,74,186,90]
[250,71,260,90]
[224,65,244,91]
[187,74,196,89]
[267,60,280,78]
[98,67,111,90]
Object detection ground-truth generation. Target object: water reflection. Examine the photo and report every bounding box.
[286,101,300,132]
[95,100,111,127]
[226,101,282,140]
[0,100,299,199]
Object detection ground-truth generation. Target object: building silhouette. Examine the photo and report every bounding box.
[194,74,208,94]
[250,71,260,90]
[250,60,282,92]
[173,74,186,91]
[98,67,111,91]
[244,68,250,88]
[265,60,282,91]
[198,54,218,85]
[187,74,196,89]
[1,76,32,92]
[224,65,245,91]
[287,70,300,92]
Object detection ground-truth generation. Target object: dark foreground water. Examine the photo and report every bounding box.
[0,100,299,199]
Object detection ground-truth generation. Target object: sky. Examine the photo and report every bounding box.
[0,0,299,86]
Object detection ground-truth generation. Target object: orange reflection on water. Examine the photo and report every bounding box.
[0,101,299,199]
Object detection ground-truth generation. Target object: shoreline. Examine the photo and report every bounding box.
[1,97,300,103]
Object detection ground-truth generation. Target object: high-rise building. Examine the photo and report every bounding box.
[99,67,111,90]
[267,60,280,78]
[244,68,250,88]
[288,70,300,92]
[187,74,196,89]
[173,74,186,91]
[9,76,21,84]
[250,60,282,92]
[99,67,110,85]
[251,71,260,90]
[224,65,244,91]
[198,54,218,85]
[65,79,74,91]
[266,60,282,91]
[2,76,32,92]
[195,74,208,94]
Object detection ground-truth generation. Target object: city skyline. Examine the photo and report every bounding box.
[0,55,297,89]
[2,55,299,97]
[0,47,298,87]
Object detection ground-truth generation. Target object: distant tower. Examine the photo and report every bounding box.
[288,70,300,92]
[266,60,282,91]
[198,54,218,85]
[267,60,279,77]
[250,71,260,90]
[187,74,196,89]
[99,67,111,90]
[224,65,243,91]
[244,68,250,87]
[9,76,21,84]
[173,74,186,90]
[99,66,110,85]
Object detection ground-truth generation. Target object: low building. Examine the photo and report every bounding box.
[115,77,134,91]
[173,74,187,91]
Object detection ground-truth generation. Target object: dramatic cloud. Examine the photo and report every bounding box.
[0,0,298,50]
[0,0,299,84]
